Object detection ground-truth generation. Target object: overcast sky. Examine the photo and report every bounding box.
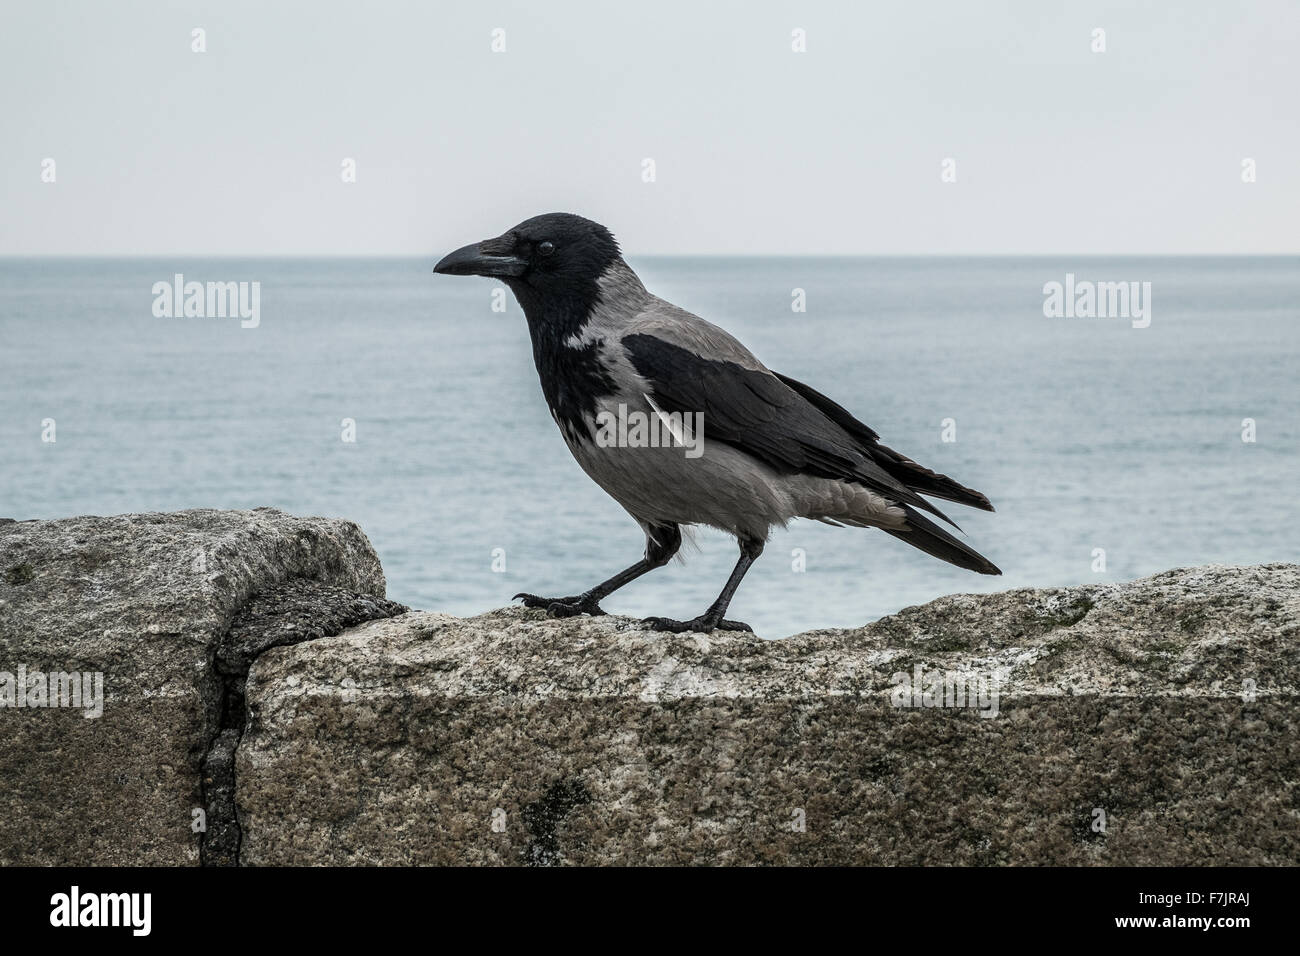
[2,0,1296,255]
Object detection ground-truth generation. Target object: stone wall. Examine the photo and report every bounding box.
[2,511,1295,864]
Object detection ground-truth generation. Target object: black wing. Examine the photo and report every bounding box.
[773,371,994,513]
[622,333,953,524]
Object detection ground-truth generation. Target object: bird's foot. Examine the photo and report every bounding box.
[513,593,606,618]
[639,615,753,634]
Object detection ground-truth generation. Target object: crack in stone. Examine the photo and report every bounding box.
[198,578,407,866]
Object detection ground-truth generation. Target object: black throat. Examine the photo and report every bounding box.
[506,278,618,443]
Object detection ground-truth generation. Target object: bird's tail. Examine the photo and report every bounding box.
[871,443,995,512]
[884,506,1001,575]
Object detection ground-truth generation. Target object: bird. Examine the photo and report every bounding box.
[434,213,999,633]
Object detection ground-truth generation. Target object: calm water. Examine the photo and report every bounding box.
[2,257,1296,637]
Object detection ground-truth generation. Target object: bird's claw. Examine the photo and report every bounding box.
[513,592,576,609]
[513,593,606,618]
[546,600,607,619]
[639,615,753,634]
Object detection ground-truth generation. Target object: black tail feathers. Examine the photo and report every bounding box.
[884,506,1001,575]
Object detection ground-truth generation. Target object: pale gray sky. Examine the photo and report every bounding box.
[2,0,1296,255]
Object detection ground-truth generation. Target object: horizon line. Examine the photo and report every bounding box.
[1,252,1297,260]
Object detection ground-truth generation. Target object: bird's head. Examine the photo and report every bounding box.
[433,213,622,304]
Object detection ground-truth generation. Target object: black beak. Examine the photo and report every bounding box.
[433,241,527,278]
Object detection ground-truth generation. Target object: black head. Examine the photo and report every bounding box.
[435,215,627,436]
[433,213,621,297]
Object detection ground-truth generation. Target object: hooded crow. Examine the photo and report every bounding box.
[435,213,999,633]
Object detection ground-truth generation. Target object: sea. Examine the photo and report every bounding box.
[2,256,1296,637]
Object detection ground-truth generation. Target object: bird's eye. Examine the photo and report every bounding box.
[538,240,555,257]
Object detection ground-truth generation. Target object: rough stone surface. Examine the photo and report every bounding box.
[0,509,395,865]
[238,563,1300,865]
[6,510,1296,867]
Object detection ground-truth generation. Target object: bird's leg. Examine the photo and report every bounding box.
[515,523,681,619]
[514,561,645,618]
[642,536,764,634]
